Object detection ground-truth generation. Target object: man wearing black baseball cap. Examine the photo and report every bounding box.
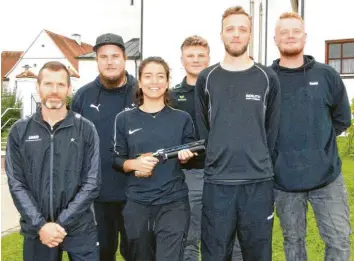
[93,33,126,52]
[72,33,137,261]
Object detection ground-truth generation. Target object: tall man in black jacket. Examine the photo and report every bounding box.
[272,12,351,261]
[71,33,137,261]
[195,6,281,261]
[5,61,101,261]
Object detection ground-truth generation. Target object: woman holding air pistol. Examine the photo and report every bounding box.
[112,56,199,261]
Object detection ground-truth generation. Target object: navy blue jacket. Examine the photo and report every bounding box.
[5,111,100,238]
[271,55,351,192]
[72,73,137,201]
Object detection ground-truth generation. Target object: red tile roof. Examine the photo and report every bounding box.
[1,51,23,83]
[45,30,93,71]
[16,69,37,79]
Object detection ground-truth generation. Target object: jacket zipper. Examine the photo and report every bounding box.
[49,132,54,221]
[33,118,72,222]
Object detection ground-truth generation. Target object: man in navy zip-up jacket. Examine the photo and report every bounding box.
[272,12,351,261]
[6,62,100,261]
[71,33,136,261]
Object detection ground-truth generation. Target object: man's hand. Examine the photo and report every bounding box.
[39,223,67,248]
[178,149,197,164]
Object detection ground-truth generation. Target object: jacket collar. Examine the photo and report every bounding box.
[33,108,75,128]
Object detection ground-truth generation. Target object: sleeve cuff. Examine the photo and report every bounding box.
[112,156,127,173]
[36,218,47,234]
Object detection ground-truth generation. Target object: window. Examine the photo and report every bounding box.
[326,39,354,75]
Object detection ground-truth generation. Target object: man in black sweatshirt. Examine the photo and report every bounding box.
[171,35,243,261]
[195,7,280,261]
[271,12,351,261]
[71,33,136,261]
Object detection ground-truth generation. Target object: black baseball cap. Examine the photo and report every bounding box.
[93,33,125,52]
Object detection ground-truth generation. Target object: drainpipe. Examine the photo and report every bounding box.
[131,0,144,59]
[134,59,138,78]
[301,0,305,20]
[140,0,144,59]
[264,0,268,65]
[249,0,255,59]
[258,2,263,64]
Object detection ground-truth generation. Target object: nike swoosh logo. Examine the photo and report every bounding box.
[128,128,142,135]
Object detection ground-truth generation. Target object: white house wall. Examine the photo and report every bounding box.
[76,60,98,91]
[22,31,64,59]
[126,60,138,79]
[143,0,266,86]
[304,0,354,102]
[6,31,82,93]
[343,79,354,104]
[4,30,87,118]
[6,57,71,92]
[16,78,37,117]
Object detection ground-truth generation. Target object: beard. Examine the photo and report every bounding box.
[99,72,126,88]
[278,46,304,57]
[224,42,248,57]
[42,97,65,109]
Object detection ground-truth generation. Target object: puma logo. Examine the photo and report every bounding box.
[267,212,274,220]
[90,104,101,111]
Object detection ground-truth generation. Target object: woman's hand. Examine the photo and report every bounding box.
[133,153,159,177]
[134,170,153,178]
[178,149,197,164]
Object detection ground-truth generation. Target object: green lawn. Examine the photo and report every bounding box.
[2,159,353,261]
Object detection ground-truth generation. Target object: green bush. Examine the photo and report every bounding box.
[342,98,354,158]
[1,88,22,133]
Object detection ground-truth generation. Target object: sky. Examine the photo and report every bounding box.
[0,0,141,52]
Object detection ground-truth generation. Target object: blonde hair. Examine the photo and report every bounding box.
[222,6,252,30]
[181,35,210,53]
[279,12,304,22]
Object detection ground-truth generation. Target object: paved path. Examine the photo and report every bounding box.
[1,174,21,236]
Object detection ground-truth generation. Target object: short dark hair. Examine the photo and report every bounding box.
[37,61,71,86]
[135,56,171,106]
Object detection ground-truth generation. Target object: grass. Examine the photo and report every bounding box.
[2,145,354,260]
[1,234,125,261]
